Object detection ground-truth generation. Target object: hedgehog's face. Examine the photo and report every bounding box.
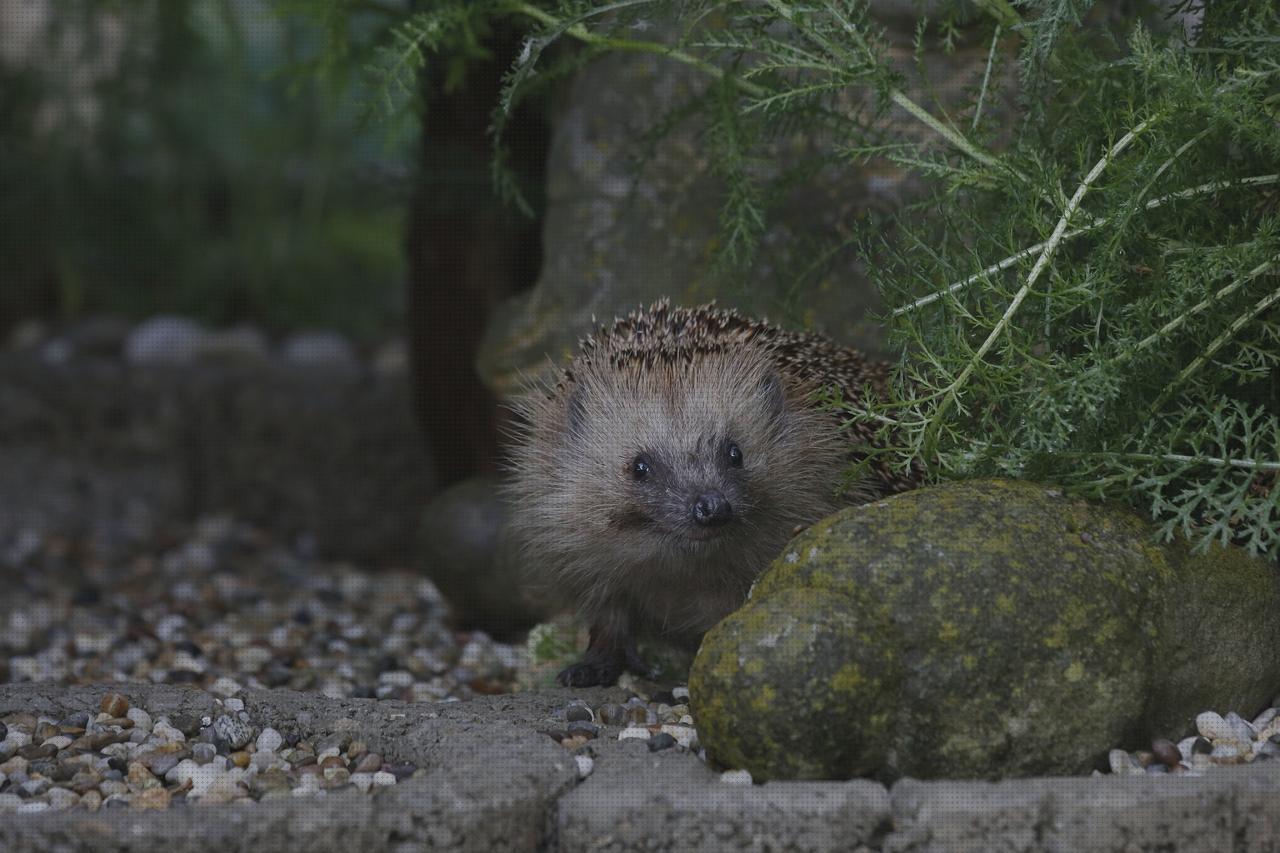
[541,347,839,564]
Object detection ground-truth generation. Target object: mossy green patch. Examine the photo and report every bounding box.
[691,479,1280,781]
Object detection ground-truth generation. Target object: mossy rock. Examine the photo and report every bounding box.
[689,479,1280,780]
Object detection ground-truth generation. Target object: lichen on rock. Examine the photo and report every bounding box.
[689,479,1280,781]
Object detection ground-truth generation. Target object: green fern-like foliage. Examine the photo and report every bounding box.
[366,0,1280,558]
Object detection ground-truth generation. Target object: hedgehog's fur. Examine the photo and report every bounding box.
[504,300,918,687]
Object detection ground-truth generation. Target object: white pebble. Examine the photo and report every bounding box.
[256,727,283,753]
[125,316,208,365]
[350,772,375,793]
[187,764,224,798]
[209,677,243,697]
[41,735,72,750]
[1196,711,1237,744]
[164,759,200,786]
[1224,711,1256,740]
[154,614,188,642]
[1252,707,1278,730]
[1177,737,1198,762]
[0,793,22,813]
[659,725,697,749]
[151,719,186,743]
[1108,749,1143,776]
[618,726,651,742]
[574,754,594,779]
[224,697,245,713]
[126,708,152,732]
[720,769,754,785]
[16,801,50,814]
[47,787,79,810]
[293,774,321,795]
[379,670,414,688]
[2,730,32,751]
[371,771,397,787]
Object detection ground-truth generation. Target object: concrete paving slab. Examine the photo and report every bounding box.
[1,683,1277,852]
[887,768,1280,853]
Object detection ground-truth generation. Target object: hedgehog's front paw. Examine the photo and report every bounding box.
[557,657,623,688]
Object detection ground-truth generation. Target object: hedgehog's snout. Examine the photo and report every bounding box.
[691,490,733,527]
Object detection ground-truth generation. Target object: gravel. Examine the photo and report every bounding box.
[0,692,420,810]
[1,516,526,702]
[1106,702,1280,776]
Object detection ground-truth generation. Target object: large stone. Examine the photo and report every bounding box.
[690,479,1280,780]
[476,14,1007,399]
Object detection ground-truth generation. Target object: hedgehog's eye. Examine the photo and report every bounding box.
[631,454,652,481]
[727,442,744,468]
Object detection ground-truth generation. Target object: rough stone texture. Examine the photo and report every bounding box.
[887,769,1280,853]
[0,355,435,563]
[555,746,893,852]
[476,12,1012,398]
[690,479,1280,780]
[2,683,1279,851]
[0,682,586,853]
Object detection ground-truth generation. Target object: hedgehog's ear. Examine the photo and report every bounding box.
[759,370,788,421]
[567,384,588,438]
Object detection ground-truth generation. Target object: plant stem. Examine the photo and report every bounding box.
[515,1,1011,174]
[972,24,1002,133]
[923,119,1154,440]
[1125,257,1279,360]
[510,2,766,96]
[1150,277,1280,413]
[895,173,1280,316]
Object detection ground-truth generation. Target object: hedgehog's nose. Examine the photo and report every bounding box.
[691,491,733,527]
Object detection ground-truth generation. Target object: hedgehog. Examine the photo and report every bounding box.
[504,299,919,687]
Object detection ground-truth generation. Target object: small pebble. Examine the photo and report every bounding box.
[596,704,625,726]
[371,771,397,787]
[660,725,697,749]
[1108,749,1144,776]
[566,721,599,739]
[211,715,252,750]
[1151,738,1181,768]
[126,708,152,732]
[132,787,171,810]
[648,733,677,752]
[618,726,651,742]
[256,728,283,753]
[720,769,753,785]
[100,694,129,717]
[1196,711,1240,745]
[565,701,594,723]
[574,754,594,779]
